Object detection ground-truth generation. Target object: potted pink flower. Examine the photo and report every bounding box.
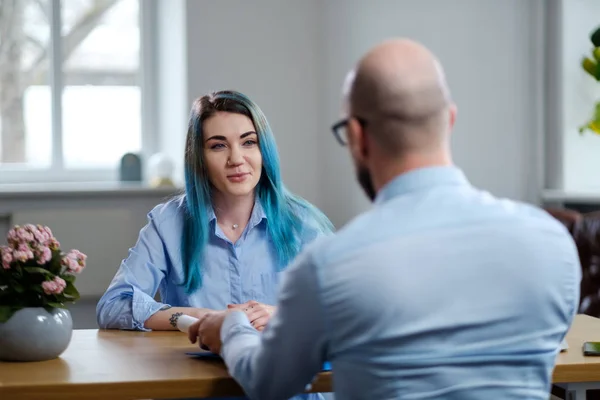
[0,224,87,362]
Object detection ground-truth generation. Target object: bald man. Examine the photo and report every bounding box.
[190,39,581,399]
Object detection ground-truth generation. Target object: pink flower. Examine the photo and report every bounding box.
[12,243,34,263]
[6,224,60,251]
[16,227,34,243]
[33,230,50,244]
[7,227,18,243]
[7,226,23,248]
[69,249,87,263]
[41,276,66,295]
[5,224,67,268]
[17,243,34,260]
[61,249,86,274]
[24,224,36,232]
[7,225,40,248]
[48,238,60,250]
[35,246,52,265]
[54,276,66,293]
[41,225,53,238]
[41,280,57,295]
[0,246,12,269]
[12,251,27,263]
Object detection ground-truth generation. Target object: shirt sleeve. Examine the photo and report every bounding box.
[96,210,170,331]
[220,248,328,400]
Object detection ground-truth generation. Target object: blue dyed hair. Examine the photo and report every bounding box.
[181,90,333,294]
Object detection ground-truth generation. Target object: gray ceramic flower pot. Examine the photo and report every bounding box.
[0,307,73,362]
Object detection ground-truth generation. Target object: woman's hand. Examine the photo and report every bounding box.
[227,300,275,331]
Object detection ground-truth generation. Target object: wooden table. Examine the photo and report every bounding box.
[2,314,600,400]
[0,329,332,399]
[553,314,600,399]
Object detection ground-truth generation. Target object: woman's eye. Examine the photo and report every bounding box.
[244,140,257,146]
[210,143,225,150]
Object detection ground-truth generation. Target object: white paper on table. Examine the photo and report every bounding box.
[176,315,199,333]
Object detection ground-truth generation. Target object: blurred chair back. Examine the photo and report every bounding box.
[546,208,600,317]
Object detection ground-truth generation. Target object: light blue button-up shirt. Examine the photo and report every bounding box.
[96,195,329,400]
[220,166,581,400]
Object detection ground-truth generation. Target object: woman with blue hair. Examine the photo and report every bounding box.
[97,90,333,399]
[97,90,332,333]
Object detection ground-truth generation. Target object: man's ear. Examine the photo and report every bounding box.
[448,103,457,131]
[347,118,368,163]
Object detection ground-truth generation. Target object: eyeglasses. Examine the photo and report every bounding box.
[330,117,367,146]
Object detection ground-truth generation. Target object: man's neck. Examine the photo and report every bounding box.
[212,191,255,228]
[371,150,453,194]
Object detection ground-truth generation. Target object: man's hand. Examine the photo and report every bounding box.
[228,300,275,331]
[188,310,230,354]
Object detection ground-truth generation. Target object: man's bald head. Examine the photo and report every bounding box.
[346,39,453,155]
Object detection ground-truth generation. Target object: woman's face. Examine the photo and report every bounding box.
[203,111,262,198]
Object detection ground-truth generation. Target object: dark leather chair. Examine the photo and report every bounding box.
[545,208,600,317]
[545,208,600,400]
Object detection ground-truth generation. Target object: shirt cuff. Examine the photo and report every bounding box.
[131,289,167,331]
[220,310,254,342]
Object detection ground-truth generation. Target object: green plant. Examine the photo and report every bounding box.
[580,25,600,135]
[0,224,87,323]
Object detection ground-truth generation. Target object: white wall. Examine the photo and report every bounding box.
[560,0,600,192]
[0,0,551,297]
[320,0,545,226]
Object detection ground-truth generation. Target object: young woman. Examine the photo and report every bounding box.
[97,89,333,334]
[97,90,332,399]
[96,91,332,399]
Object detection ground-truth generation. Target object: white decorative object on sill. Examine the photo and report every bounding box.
[148,153,175,188]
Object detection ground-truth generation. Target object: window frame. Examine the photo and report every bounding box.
[0,0,157,185]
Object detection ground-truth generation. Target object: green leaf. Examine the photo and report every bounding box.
[23,267,54,276]
[8,278,25,293]
[582,57,598,79]
[13,283,25,293]
[48,252,63,275]
[30,285,44,294]
[62,274,76,284]
[0,306,17,323]
[593,47,600,63]
[591,25,600,47]
[63,281,80,300]
[46,301,64,308]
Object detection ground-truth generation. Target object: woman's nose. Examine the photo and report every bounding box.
[228,147,244,166]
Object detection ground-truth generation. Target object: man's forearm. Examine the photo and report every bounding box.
[144,306,212,331]
[219,252,328,400]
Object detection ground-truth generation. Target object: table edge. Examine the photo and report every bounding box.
[0,371,333,399]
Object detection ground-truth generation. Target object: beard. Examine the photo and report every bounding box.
[356,164,376,201]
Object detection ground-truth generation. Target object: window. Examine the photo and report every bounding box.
[0,0,154,183]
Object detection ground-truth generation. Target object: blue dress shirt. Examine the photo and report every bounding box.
[220,166,581,400]
[96,195,329,400]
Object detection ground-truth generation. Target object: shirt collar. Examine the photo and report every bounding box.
[207,195,267,230]
[374,166,470,205]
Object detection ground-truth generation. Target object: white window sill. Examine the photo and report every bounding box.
[541,189,600,204]
[0,181,182,200]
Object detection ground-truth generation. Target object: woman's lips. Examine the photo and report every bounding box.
[227,173,249,182]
